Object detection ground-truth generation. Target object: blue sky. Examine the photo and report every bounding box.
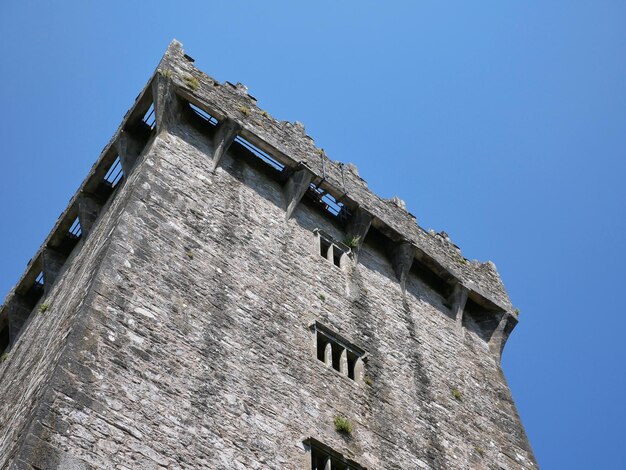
[1,2,625,468]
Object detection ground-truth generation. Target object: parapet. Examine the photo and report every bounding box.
[0,39,519,360]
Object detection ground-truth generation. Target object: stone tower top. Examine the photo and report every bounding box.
[0,39,519,360]
[0,40,536,469]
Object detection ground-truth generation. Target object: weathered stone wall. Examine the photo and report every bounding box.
[0,40,536,469]
[0,150,146,468]
[2,110,535,468]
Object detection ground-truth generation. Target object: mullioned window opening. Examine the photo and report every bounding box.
[315,230,350,269]
[307,439,366,470]
[315,323,365,383]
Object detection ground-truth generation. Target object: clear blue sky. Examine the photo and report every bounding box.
[1,2,625,468]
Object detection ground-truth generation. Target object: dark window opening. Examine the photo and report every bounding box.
[310,443,364,470]
[23,272,44,308]
[317,232,347,268]
[320,238,331,260]
[185,102,219,138]
[316,328,364,382]
[57,217,82,255]
[463,297,504,343]
[410,261,452,299]
[233,136,285,172]
[347,350,359,380]
[189,103,219,126]
[0,324,9,355]
[362,225,391,255]
[332,248,342,268]
[331,343,342,370]
[316,335,329,362]
[92,155,126,203]
[123,101,155,153]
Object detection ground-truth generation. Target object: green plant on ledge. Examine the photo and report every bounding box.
[343,236,361,249]
[334,415,353,435]
[319,293,326,302]
[39,303,49,314]
[158,68,172,79]
[451,388,463,401]
[239,105,251,116]
[183,74,200,91]
[0,352,8,363]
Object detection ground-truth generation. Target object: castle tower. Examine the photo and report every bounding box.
[0,41,537,469]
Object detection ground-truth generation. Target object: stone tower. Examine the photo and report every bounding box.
[0,41,537,469]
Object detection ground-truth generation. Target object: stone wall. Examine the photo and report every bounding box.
[0,41,536,469]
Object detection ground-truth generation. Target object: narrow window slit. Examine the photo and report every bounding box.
[233,136,285,172]
[0,323,9,355]
[347,350,359,380]
[320,238,331,260]
[331,344,343,371]
[35,272,44,287]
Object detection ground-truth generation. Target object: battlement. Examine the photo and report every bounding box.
[0,40,518,361]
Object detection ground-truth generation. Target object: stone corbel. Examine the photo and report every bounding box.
[151,74,185,135]
[209,118,241,172]
[7,295,31,345]
[42,248,67,295]
[115,131,144,175]
[489,312,518,361]
[447,282,469,329]
[283,164,314,220]
[391,240,416,294]
[77,194,102,238]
